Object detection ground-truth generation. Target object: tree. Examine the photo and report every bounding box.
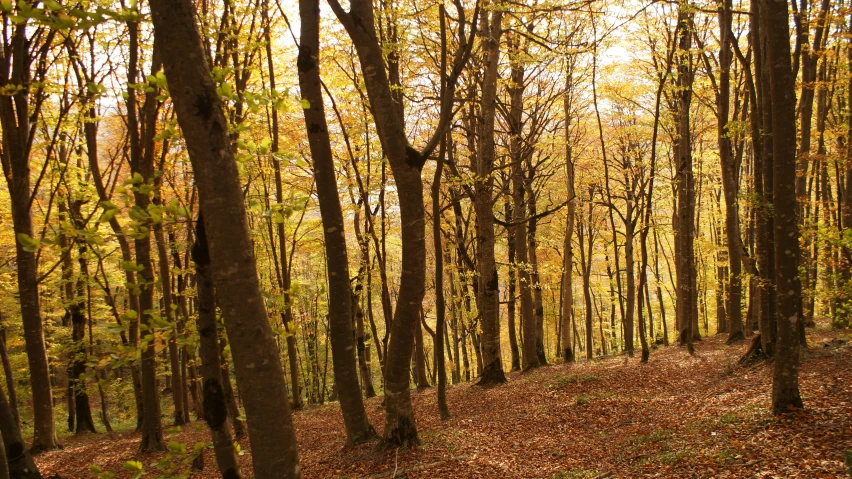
[297,0,376,444]
[148,0,300,476]
[473,5,507,385]
[0,6,59,452]
[327,0,473,446]
[762,0,803,414]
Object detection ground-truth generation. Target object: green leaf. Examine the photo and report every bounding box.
[16,233,39,252]
[123,460,143,472]
[167,441,186,454]
[98,208,118,223]
[300,98,311,110]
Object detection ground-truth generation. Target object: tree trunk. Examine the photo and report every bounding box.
[756,0,777,357]
[675,3,697,352]
[717,0,745,342]
[762,0,804,414]
[506,202,522,370]
[474,9,507,385]
[561,72,576,363]
[0,18,58,451]
[433,136,451,419]
[328,0,470,446]
[191,219,242,478]
[298,0,377,444]
[154,227,186,426]
[0,327,19,431]
[509,43,539,371]
[0,382,40,478]
[149,0,301,474]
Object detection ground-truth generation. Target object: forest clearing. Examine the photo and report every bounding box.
[37,331,852,478]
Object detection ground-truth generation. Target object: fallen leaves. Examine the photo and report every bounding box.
[37,330,852,478]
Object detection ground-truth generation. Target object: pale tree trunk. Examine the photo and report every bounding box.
[763,0,804,414]
[149,0,300,475]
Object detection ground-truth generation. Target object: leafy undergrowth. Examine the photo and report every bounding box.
[38,330,852,478]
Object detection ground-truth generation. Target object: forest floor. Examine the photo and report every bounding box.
[37,329,852,478]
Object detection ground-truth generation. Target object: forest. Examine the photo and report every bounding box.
[0,0,850,477]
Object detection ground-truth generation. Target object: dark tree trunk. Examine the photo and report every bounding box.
[149,0,301,474]
[508,41,539,371]
[756,0,777,357]
[0,382,40,478]
[505,202,522,370]
[717,0,745,342]
[762,0,804,414]
[298,0,376,444]
[0,16,58,451]
[125,23,165,451]
[191,218,242,479]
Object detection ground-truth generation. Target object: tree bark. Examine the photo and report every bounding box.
[0,381,40,478]
[762,0,804,414]
[298,0,377,444]
[149,0,301,474]
[191,218,242,478]
[674,4,697,352]
[474,9,507,385]
[0,16,58,452]
[717,0,745,343]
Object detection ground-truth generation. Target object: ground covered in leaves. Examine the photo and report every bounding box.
[38,330,852,478]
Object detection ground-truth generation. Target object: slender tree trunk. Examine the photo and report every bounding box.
[433,136,451,418]
[0,19,58,451]
[675,3,697,352]
[298,0,377,444]
[506,201,522,371]
[191,219,242,479]
[155,227,186,426]
[0,382,40,478]
[0,327,19,430]
[149,0,301,474]
[561,70,576,362]
[718,0,745,342]
[842,12,852,319]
